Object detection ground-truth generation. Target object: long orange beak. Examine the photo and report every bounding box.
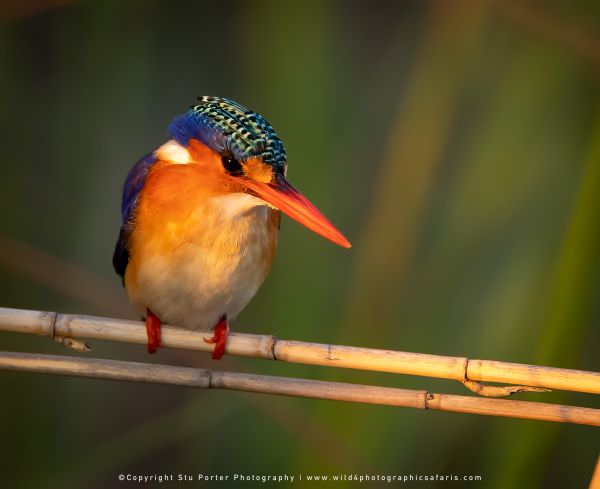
[235,173,351,248]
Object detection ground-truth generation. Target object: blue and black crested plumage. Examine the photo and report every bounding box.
[169,96,287,174]
[113,152,157,280]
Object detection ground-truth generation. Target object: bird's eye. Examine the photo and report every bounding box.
[221,153,243,175]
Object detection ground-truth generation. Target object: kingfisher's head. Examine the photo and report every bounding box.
[164,96,351,248]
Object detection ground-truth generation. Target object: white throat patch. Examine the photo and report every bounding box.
[210,193,275,219]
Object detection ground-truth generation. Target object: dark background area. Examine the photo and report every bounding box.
[1,1,599,487]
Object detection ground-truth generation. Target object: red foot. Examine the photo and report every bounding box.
[203,315,229,360]
[145,309,161,354]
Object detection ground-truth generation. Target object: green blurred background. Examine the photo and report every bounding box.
[1,0,599,487]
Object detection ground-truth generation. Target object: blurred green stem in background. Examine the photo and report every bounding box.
[321,0,490,474]
[340,0,489,343]
[492,111,600,488]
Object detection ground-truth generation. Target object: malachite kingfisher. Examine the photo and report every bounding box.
[113,96,351,359]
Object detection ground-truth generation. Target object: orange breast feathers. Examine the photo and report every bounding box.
[125,146,281,299]
[138,141,237,238]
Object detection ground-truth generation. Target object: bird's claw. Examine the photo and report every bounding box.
[204,316,229,360]
[145,309,161,354]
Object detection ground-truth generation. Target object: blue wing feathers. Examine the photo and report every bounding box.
[121,152,157,220]
[113,152,157,280]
